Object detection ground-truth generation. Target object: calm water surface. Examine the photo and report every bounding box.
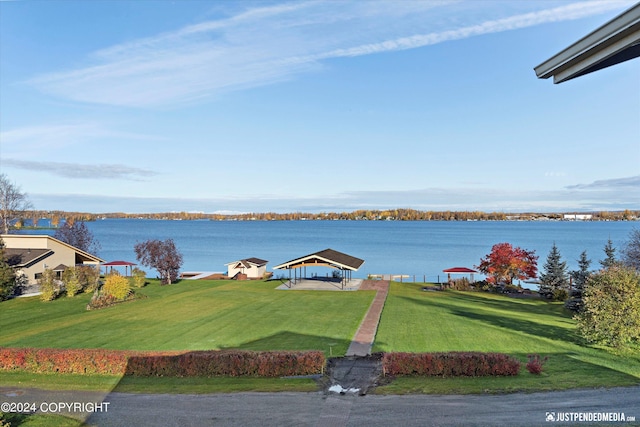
[62,219,640,281]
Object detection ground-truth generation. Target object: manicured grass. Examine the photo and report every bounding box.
[0,371,121,391]
[0,371,318,394]
[373,283,640,394]
[0,279,374,356]
[3,280,639,395]
[0,280,363,394]
[1,413,81,427]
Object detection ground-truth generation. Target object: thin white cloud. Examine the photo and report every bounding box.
[0,123,165,156]
[314,1,631,59]
[29,177,639,213]
[566,175,640,190]
[28,0,633,108]
[2,158,158,180]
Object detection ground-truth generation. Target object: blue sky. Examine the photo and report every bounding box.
[1,0,638,214]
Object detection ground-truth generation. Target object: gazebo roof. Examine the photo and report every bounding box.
[103,260,137,266]
[273,248,364,271]
[443,267,477,273]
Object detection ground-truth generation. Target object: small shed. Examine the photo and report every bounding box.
[226,258,268,279]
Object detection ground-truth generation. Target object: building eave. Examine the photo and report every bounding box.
[534,3,640,83]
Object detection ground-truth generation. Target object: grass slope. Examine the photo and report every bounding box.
[0,279,374,356]
[373,283,640,393]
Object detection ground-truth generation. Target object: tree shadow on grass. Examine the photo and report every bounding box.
[509,351,640,386]
[2,412,80,427]
[222,330,356,356]
[398,295,581,345]
[438,291,571,318]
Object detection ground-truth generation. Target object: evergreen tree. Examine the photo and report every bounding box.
[599,238,617,269]
[539,243,569,300]
[0,237,17,301]
[565,250,591,311]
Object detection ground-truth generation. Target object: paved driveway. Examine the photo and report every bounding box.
[5,386,638,426]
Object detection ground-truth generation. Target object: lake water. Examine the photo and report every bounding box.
[24,219,637,283]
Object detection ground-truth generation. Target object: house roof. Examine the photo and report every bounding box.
[1,234,104,264]
[273,248,364,271]
[225,257,268,268]
[534,3,640,83]
[4,248,54,268]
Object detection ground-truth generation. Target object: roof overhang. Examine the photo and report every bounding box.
[534,3,640,83]
[4,248,54,268]
[273,249,364,271]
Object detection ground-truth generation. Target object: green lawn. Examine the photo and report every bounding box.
[0,279,374,356]
[373,282,640,393]
[2,279,639,395]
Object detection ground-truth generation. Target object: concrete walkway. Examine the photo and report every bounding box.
[346,280,389,356]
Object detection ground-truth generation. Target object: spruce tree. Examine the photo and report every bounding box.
[600,238,617,269]
[565,250,591,311]
[0,237,17,301]
[539,243,569,300]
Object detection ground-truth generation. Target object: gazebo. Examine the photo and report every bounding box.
[273,248,364,289]
[443,267,477,284]
[103,260,137,276]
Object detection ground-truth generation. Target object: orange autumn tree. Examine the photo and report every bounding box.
[477,242,538,285]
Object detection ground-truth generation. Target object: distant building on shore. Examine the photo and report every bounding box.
[563,214,593,221]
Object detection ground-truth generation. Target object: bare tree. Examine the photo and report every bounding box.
[622,228,640,271]
[54,219,101,255]
[0,174,33,234]
[134,239,183,284]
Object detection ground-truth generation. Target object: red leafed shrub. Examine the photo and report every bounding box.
[526,354,548,375]
[0,347,325,378]
[0,347,134,375]
[382,352,521,377]
[125,350,326,377]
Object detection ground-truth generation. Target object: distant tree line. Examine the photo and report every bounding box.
[12,208,640,225]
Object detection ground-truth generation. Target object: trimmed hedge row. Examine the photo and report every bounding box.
[0,347,325,377]
[382,352,521,377]
[125,350,325,377]
[0,347,136,375]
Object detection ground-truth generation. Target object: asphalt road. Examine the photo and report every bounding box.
[3,386,639,426]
